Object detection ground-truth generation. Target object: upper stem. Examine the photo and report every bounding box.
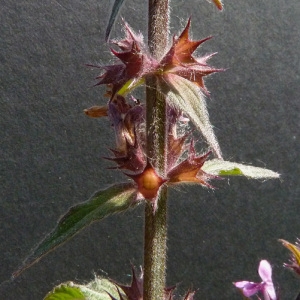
[148,0,170,60]
[143,1,170,300]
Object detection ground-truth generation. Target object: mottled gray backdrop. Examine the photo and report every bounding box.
[1,0,300,299]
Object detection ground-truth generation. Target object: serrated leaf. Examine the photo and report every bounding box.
[160,74,222,159]
[13,183,137,278]
[106,0,126,41]
[44,283,85,300]
[202,159,280,179]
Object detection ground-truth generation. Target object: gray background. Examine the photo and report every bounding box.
[1,0,300,299]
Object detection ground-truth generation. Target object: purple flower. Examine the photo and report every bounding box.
[234,260,277,300]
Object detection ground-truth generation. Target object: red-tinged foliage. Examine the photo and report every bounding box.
[87,20,221,203]
[280,239,300,276]
[84,105,108,118]
[102,95,216,202]
[167,63,219,94]
[183,291,196,300]
[90,18,221,96]
[112,21,145,53]
[93,22,157,96]
[105,140,146,173]
[160,18,223,93]
[109,266,195,300]
[115,266,143,300]
[212,0,223,11]
[108,95,144,151]
[167,141,213,186]
[126,163,167,200]
[161,19,211,66]
[103,96,146,173]
[167,133,189,171]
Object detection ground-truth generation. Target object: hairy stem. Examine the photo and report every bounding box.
[143,1,170,300]
[143,186,168,300]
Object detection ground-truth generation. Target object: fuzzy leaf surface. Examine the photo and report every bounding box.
[44,278,127,300]
[202,159,280,179]
[79,277,128,300]
[44,284,85,300]
[161,74,222,158]
[13,183,137,278]
[106,0,126,41]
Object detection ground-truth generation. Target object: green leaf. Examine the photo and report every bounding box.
[160,74,222,159]
[105,0,126,41]
[219,167,243,176]
[13,183,137,278]
[44,284,85,300]
[45,278,128,300]
[202,159,280,179]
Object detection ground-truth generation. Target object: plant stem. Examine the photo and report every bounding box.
[143,1,170,300]
[143,186,168,300]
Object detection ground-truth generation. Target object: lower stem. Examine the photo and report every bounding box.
[143,186,168,300]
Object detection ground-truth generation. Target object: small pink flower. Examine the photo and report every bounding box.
[234,260,277,300]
